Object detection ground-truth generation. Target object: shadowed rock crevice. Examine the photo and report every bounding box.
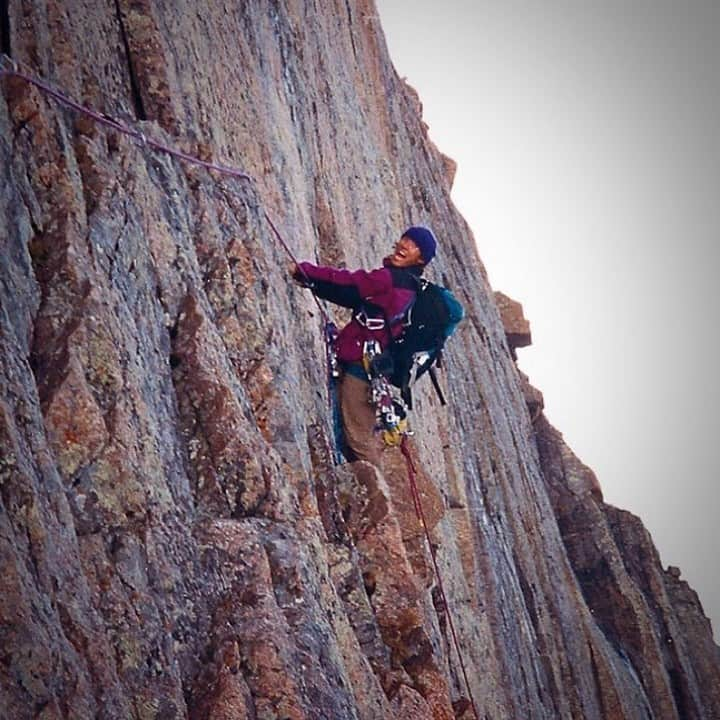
[111,0,179,134]
[169,293,281,520]
[1,0,11,58]
[313,178,346,269]
[112,0,146,121]
[305,423,349,544]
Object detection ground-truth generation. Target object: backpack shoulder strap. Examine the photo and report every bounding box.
[428,366,447,406]
[389,267,422,290]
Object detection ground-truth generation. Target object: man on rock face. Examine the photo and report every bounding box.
[291,226,437,467]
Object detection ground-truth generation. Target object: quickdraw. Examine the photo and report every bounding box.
[325,321,341,381]
[362,340,409,447]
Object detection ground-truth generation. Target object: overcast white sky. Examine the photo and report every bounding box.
[377,0,720,640]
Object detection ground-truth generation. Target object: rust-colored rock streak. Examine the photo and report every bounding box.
[1,1,718,718]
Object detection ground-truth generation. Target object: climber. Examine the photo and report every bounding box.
[291,226,437,466]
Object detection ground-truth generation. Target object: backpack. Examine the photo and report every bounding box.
[378,277,464,409]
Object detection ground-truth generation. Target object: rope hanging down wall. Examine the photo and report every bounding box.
[0,54,480,719]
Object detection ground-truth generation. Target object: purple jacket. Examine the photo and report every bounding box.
[297,259,418,363]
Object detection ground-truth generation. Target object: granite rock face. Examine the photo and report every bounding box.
[1,2,718,719]
[493,291,531,359]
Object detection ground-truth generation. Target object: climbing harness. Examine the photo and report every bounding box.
[0,56,480,718]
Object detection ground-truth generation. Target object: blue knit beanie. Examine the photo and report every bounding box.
[403,226,437,264]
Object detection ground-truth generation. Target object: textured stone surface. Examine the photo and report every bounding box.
[1,1,718,719]
[494,290,531,356]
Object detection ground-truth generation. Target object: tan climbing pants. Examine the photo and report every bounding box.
[338,371,383,467]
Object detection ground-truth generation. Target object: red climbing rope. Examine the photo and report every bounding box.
[0,56,253,182]
[400,436,480,720]
[263,210,330,324]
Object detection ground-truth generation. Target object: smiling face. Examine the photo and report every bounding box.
[388,235,424,268]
